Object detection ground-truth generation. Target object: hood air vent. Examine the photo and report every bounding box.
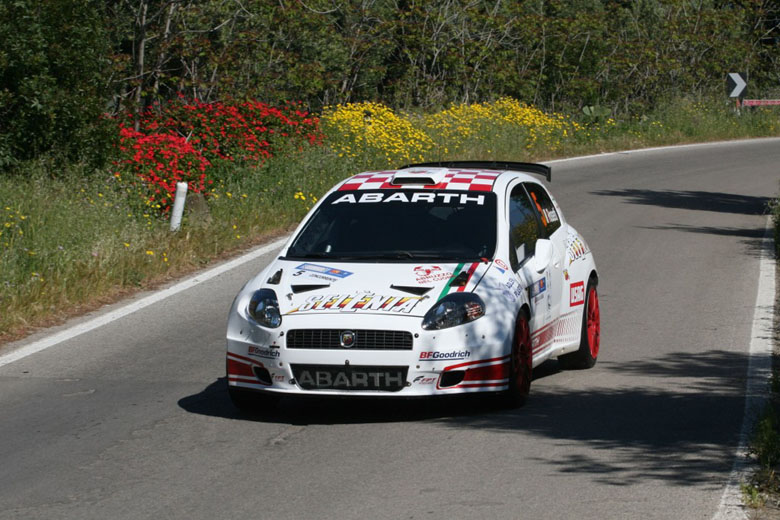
[391,168,447,186]
[449,271,470,288]
[267,269,282,285]
[390,284,432,296]
[291,284,331,294]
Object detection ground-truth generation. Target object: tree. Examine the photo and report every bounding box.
[0,0,111,167]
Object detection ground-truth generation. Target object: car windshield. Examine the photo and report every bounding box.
[285,189,497,262]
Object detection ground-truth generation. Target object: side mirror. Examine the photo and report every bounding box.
[530,239,553,273]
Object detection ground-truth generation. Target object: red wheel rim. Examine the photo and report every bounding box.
[587,287,600,358]
[513,317,532,395]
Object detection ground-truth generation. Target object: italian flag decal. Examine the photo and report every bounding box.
[436,261,488,301]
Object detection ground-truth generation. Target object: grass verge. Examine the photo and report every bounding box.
[742,192,780,516]
[1,96,779,342]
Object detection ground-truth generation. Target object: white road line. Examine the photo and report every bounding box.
[712,217,776,520]
[0,237,289,368]
[545,137,780,165]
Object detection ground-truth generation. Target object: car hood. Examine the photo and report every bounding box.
[263,259,495,318]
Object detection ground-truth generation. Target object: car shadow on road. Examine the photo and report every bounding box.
[179,348,765,486]
[177,358,564,425]
[590,188,770,215]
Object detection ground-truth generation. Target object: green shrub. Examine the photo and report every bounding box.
[0,0,111,168]
[751,405,780,469]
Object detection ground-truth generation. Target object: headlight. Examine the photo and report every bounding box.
[247,289,282,328]
[422,293,485,330]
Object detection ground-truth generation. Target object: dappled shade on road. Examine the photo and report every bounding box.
[591,188,770,216]
[180,348,757,488]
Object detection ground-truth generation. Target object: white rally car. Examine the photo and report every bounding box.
[226,161,599,409]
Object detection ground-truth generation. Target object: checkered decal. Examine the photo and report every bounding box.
[338,170,501,192]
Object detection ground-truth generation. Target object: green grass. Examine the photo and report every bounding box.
[1,96,778,340]
[0,149,352,338]
[751,405,780,469]
[742,232,780,512]
[744,404,780,513]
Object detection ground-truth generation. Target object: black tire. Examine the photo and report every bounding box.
[558,277,600,370]
[227,385,279,413]
[499,310,532,408]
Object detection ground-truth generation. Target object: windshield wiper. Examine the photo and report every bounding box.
[284,252,333,259]
[347,252,436,260]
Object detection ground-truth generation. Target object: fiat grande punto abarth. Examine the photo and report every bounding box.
[226,161,599,409]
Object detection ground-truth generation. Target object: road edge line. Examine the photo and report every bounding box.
[712,216,776,520]
[544,137,780,165]
[0,237,289,369]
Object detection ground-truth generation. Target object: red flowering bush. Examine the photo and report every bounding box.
[117,126,210,214]
[114,97,323,216]
[158,97,322,164]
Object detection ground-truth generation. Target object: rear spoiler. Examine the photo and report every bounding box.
[399,161,551,182]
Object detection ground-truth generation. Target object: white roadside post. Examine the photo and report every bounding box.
[170,182,188,232]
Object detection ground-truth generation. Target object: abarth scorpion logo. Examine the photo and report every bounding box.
[340,330,356,348]
[414,265,441,277]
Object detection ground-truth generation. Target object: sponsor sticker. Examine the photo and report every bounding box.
[294,263,353,279]
[501,278,523,302]
[292,270,338,282]
[288,293,424,314]
[248,346,280,359]
[414,265,453,284]
[530,277,547,298]
[543,207,559,224]
[565,234,590,265]
[419,350,471,361]
[570,281,585,306]
[331,192,485,206]
[413,375,437,385]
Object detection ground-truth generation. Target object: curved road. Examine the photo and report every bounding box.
[0,139,778,519]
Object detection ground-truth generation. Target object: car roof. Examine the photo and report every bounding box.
[335,166,547,194]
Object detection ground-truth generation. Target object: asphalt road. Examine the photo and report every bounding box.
[1,139,778,519]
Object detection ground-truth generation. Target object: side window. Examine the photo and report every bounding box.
[524,183,561,235]
[508,185,542,270]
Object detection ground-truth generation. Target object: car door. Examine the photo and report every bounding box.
[523,182,566,329]
[507,184,550,339]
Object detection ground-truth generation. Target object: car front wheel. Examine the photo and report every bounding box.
[500,311,532,408]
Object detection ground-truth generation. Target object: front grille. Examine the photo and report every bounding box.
[286,329,413,350]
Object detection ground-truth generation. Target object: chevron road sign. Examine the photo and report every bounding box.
[727,73,747,98]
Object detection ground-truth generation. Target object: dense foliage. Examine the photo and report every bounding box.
[0,0,778,167]
[104,0,780,111]
[0,0,111,167]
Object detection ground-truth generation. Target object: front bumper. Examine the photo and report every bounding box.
[226,311,513,397]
